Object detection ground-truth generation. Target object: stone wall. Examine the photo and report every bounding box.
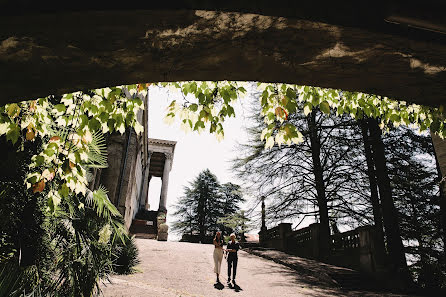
[96,106,148,230]
[98,130,144,229]
[100,134,126,207]
[122,134,144,229]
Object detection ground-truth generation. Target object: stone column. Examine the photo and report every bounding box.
[261,196,267,232]
[158,153,172,213]
[309,223,321,260]
[259,196,267,245]
[357,226,375,274]
[278,223,292,251]
[142,175,152,210]
[139,152,151,210]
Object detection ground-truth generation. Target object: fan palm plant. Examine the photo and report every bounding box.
[0,121,138,297]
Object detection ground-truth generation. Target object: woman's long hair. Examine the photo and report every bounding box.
[214,231,222,244]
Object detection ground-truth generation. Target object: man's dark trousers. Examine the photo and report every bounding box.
[227,256,238,280]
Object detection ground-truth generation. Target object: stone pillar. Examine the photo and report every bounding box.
[309,223,321,260]
[139,152,151,210]
[358,226,375,274]
[142,175,152,210]
[259,196,267,245]
[261,196,267,232]
[278,223,292,251]
[158,153,172,213]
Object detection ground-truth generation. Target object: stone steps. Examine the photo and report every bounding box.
[129,219,157,234]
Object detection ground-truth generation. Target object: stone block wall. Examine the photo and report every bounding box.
[98,129,145,230]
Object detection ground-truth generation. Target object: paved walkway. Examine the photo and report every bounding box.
[100,239,418,297]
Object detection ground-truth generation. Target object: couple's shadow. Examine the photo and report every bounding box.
[214,281,242,292]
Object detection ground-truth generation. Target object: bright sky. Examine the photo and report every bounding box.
[147,85,254,239]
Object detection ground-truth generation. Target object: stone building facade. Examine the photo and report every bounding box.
[90,90,176,239]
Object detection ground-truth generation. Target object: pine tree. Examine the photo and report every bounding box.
[171,169,244,241]
[385,127,445,288]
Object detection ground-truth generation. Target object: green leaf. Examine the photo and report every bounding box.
[237,87,247,93]
[319,101,330,114]
[221,89,230,104]
[48,142,58,150]
[35,155,45,166]
[190,82,198,94]
[133,97,143,107]
[76,164,83,176]
[337,106,344,115]
[90,104,99,115]
[261,90,268,107]
[431,118,440,132]
[28,175,38,184]
[194,121,205,130]
[286,88,296,99]
[311,94,320,106]
[304,103,313,116]
[100,100,113,112]
[6,123,20,144]
[389,114,401,123]
[189,104,198,112]
[88,118,101,131]
[125,111,135,125]
[44,148,55,157]
[107,118,116,132]
[286,99,297,114]
[75,151,81,163]
[195,93,204,105]
[55,104,66,113]
[210,123,216,133]
[59,183,69,198]
[99,112,109,123]
[226,105,235,117]
[199,110,208,121]
[6,104,20,118]
[79,114,89,128]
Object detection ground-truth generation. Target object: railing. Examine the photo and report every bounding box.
[331,229,360,252]
[290,226,312,246]
[259,223,384,274]
[262,225,280,241]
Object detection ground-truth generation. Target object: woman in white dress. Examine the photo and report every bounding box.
[213,231,224,283]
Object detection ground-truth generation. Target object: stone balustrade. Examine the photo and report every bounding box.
[259,223,385,275]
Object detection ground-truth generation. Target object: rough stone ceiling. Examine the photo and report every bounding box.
[0,1,445,107]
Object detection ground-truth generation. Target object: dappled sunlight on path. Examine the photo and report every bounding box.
[101,239,419,297]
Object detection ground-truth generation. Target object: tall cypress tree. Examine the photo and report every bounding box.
[368,118,412,285]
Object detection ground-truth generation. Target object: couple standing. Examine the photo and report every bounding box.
[213,231,239,285]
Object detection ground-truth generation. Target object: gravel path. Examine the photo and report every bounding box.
[100,239,417,297]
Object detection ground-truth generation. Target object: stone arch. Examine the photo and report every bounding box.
[1,5,446,107]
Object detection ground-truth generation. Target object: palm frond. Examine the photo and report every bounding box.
[86,186,121,221]
[0,263,41,297]
[85,130,108,169]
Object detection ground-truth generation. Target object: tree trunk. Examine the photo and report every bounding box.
[431,133,446,261]
[368,118,411,284]
[198,193,206,242]
[308,109,331,260]
[359,119,386,262]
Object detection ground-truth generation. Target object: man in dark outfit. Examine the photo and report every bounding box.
[226,233,240,285]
